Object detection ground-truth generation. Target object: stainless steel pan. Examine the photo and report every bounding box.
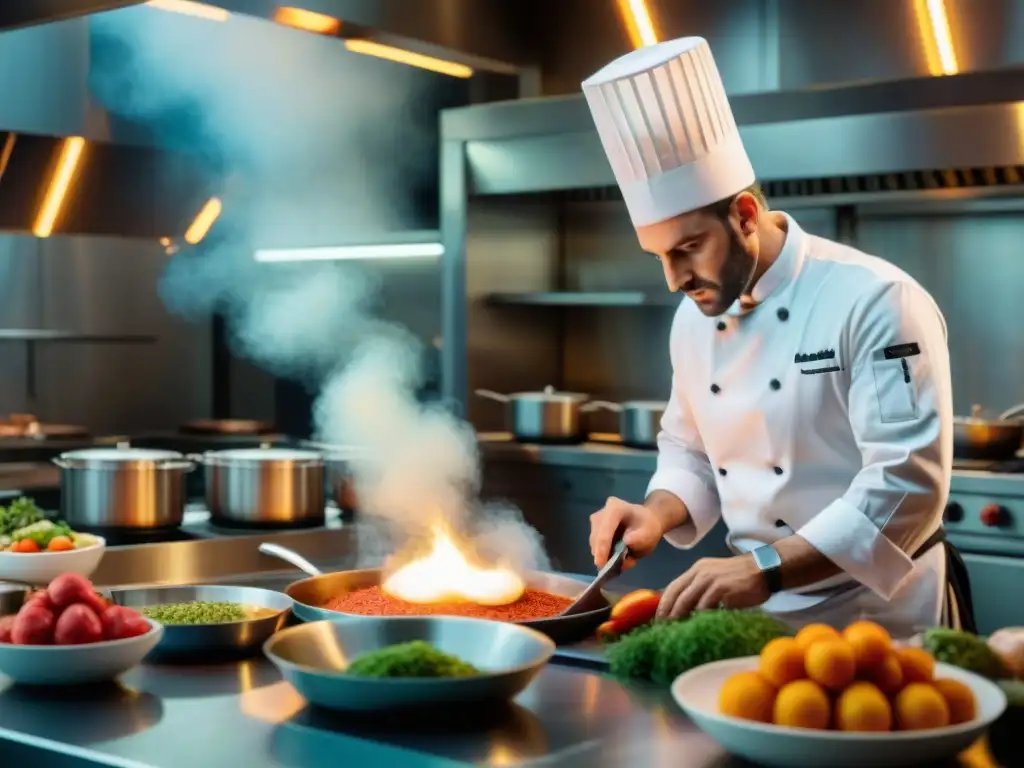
[474,385,590,444]
[582,400,666,449]
[953,403,1024,460]
[259,543,613,645]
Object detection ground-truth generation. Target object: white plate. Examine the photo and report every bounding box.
[671,656,1007,768]
[0,537,106,585]
[0,619,163,686]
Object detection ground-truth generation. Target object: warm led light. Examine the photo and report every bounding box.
[33,137,86,238]
[146,0,229,21]
[0,133,16,185]
[273,6,340,35]
[344,40,472,78]
[184,197,222,245]
[916,0,958,76]
[617,0,658,49]
[254,243,444,262]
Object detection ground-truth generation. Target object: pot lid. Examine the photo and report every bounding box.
[60,447,184,461]
[203,448,322,461]
[511,385,589,401]
[621,400,669,409]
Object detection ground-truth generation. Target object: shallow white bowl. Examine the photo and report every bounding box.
[0,537,106,585]
[0,619,163,686]
[671,656,1007,768]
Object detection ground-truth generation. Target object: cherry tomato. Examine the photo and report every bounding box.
[46,536,74,552]
[11,539,40,553]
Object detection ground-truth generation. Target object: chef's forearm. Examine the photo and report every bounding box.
[772,535,843,591]
[644,490,690,536]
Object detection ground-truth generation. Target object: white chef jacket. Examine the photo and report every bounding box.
[648,213,952,637]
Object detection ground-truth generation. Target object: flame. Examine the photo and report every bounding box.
[382,524,525,606]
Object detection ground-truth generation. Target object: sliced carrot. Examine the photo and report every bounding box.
[47,536,74,552]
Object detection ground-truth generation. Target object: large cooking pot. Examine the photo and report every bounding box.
[196,447,325,526]
[52,446,194,529]
[475,386,590,444]
[953,403,1024,461]
[299,441,367,512]
[582,400,667,449]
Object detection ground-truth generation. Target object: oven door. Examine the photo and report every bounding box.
[962,553,1024,634]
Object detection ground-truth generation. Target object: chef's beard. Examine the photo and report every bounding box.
[690,225,757,317]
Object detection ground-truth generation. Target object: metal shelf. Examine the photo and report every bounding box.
[0,330,157,343]
[485,291,676,308]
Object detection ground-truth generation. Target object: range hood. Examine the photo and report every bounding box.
[0,2,142,31]
[0,130,216,239]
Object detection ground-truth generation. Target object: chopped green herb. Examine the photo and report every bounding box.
[922,627,1009,680]
[141,602,248,625]
[347,641,480,678]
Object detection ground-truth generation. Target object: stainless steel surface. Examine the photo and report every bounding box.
[475,386,589,443]
[954,405,1024,460]
[583,401,666,450]
[278,566,612,645]
[199,448,326,526]
[561,539,627,617]
[0,584,28,617]
[54,447,193,530]
[264,616,555,713]
[109,584,292,659]
[259,542,323,577]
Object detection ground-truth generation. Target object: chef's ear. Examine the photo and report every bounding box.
[733,192,760,235]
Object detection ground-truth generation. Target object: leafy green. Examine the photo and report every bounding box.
[346,641,480,678]
[921,627,1009,680]
[607,609,793,684]
[0,497,45,536]
[12,519,73,547]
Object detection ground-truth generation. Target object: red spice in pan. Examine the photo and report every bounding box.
[322,586,572,622]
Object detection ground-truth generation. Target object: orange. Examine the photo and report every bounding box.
[895,647,936,684]
[835,681,893,732]
[804,639,856,691]
[860,652,904,695]
[759,637,807,688]
[933,678,977,725]
[773,680,831,730]
[794,623,842,652]
[718,671,776,723]
[843,620,893,672]
[894,683,951,730]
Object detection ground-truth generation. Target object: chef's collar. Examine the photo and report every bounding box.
[724,212,806,317]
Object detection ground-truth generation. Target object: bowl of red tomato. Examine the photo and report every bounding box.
[0,573,162,686]
[0,498,106,585]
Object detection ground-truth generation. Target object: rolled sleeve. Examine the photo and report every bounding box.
[797,281,951,600]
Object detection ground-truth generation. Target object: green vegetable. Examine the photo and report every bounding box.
[12,519,73,547]
[141,602,248,625]
[997,679,1024,707]
[921,627,1009,680]
[346,641,480,678]
[607,609,793,684]
[0,497,45,536]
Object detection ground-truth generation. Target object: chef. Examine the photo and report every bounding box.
[584,37,975,636]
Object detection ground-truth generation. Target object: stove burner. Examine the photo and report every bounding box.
[207,516,326,531]
[73,525,201,546]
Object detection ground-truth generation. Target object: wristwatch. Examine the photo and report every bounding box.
[751,544,784,594]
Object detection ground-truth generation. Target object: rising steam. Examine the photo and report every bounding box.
[91,7,550,573]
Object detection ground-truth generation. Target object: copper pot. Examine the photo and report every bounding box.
[953,404,1024,460]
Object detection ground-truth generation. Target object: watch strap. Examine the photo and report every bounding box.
[752,544,784,594]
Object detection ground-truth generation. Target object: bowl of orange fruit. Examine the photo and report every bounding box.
[671,620,1007,767]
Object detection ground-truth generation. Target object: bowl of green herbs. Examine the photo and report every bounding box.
[108,584,293,661]
[263,616,555,713]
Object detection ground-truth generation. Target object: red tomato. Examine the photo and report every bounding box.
[0,615,15,643]
[47,536,75,552]
[11,605,55,645]
[11,539,40,553]
[54,604,104,645]
[48,573,98,610]
[101,605,150,641]
[609,589,662,633]
[25,589,55,612]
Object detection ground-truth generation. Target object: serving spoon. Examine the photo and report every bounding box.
[560,538,629,617]
[258,542,323,578]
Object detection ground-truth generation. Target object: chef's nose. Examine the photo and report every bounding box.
[662,256,690,293]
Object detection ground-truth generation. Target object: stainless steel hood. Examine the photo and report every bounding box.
[0,1,142,31]
[0,130,216,239]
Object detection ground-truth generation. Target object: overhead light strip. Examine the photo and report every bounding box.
[254,243,444,262]
[184,197,222,245]
[0,133,16,186]
[273,7,341,35]
[33,137,86,239]
[924,0,958,75]
[146,0,229,22]
[343,40,472,79]
[617,0,658,49]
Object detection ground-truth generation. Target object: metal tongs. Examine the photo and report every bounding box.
[560,537,629,617]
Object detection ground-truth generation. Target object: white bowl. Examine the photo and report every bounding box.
[671,656,1007,768]
[0,536,106,585]
[0,619,163,686]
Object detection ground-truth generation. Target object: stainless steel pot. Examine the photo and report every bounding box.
[953,403,1024,460]
[475,385,590,443]
[52,446,194,529]
[197,447,325,526]
[582,400,667,449]
[298,441,367,511]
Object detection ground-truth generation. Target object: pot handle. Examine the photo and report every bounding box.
[580,400,623,413]
[998,402,1024,421]
[474,389,510,403]
[50,457,69,468]
[259,542,323,577]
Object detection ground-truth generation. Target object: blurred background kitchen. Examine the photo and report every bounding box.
[4,0,1024,632]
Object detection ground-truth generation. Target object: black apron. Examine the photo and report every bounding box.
[912,527,977,634]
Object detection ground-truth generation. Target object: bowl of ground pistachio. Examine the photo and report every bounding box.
[263,615,555,713]
[107,585,293,660]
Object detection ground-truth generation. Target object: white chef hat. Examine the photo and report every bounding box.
[582,37,755,227]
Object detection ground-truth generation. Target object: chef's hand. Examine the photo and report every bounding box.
[656,555,769,620]
[589,496,663,570]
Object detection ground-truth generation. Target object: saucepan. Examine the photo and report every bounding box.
[474,385,590,444]
[581,400,667,449]
[258,543,613,645]
[953,403,1024,461]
